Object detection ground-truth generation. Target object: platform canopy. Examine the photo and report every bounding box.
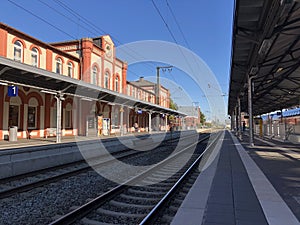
[228,0,300,115]
[0,56,186,117]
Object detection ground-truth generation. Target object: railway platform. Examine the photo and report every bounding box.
[171,130,300,225]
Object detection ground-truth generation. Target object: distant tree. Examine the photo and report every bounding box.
[169,98,178,110]
[200,111,206,124]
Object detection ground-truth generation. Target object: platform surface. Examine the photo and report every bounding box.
[172,130,300,225]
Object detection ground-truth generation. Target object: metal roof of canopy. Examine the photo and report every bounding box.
[0,56,186,117]
[228,0,300,115]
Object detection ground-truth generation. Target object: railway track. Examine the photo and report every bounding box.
[49,131,221,225]
[0,131,200,199]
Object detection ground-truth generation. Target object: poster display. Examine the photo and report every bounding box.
[102,118,110,136]
[97,116,103,136]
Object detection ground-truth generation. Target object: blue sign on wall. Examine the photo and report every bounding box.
[8,86,18,97]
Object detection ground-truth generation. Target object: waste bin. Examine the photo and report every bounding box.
[9,126,18,141]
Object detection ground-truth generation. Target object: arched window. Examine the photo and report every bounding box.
[91,66,97,85]
[14,41,23,62]
[56,58,62,74]
[31,48,39,67]
[67,62,73,77]
[115,76,119,92]
[104,72,109,89]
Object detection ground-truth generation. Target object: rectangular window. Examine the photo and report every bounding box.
[27,106,36,128]
[9,105,19,127]
[65,110,72,128]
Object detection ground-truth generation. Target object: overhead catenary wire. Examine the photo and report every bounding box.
[7,0,77,40]
[52,0,157,75]
[165,0,191,50]
[164,0,221,94]
[7,0,198,98]
[37,0,99,38]
[151,0,198,85]
[7,0,152,79]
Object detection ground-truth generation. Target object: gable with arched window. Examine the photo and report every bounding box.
[14,40,23,62]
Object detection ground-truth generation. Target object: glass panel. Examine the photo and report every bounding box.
[31,48,38,67]
[65,110,72,128]
[9,105,19,127]
[92,67,97,84]
[28,106,36,128]
[105,72,109,88]
[56,59,62,74]
[115,77,118,91]
[14,41,22,62]
[68,63,72,77]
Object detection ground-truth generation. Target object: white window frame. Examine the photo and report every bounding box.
[31,48,39,67]
[104,72,109,89]
[9,104,20,127]
[56,58,62,74]
[92,66,97,85]
[115,76,119,92]
[67,62,73,77]
[14,41,23,62]
[27,106,37,129]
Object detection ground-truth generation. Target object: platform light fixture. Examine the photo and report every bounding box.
[40,90,57,95]
[0,82,8,86]
[276,67,283,73]
[81,97,93,101]
[258,39,272,56]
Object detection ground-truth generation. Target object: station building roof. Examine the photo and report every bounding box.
[0,56,186,117]
[228,0,300,115]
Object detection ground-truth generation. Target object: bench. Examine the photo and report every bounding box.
[45,128,56,138]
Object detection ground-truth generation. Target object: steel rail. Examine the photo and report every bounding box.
[0,131,198,199]
[139,131,223,224]
[49,132,213,225]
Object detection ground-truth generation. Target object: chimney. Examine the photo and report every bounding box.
[139,76,144,82]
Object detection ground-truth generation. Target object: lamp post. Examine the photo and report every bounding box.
[156,66,173,105]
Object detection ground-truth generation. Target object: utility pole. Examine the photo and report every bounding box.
[156,66,173,105]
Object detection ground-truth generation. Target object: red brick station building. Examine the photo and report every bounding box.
[0,23,185,142]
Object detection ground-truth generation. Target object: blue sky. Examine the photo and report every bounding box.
[1,0,234,121]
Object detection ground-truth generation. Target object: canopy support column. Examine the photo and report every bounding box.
[238,97,242,140]
[165,114,168,132]
[148,111,152,134]
[120,106,124,136]
[54,93,63,143]
[248,74,255,147]
[231,112,235,132]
